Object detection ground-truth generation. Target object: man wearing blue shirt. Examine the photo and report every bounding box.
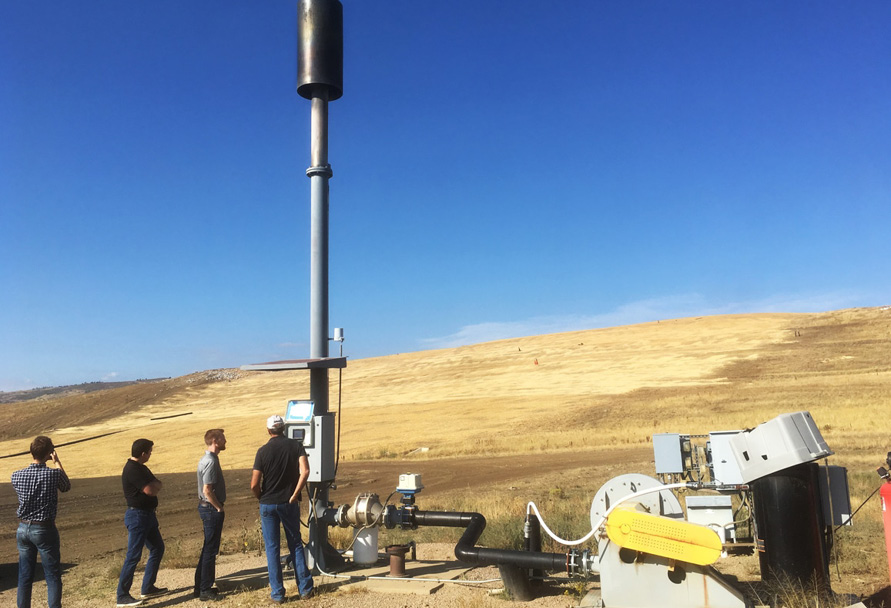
[11,435,71,608]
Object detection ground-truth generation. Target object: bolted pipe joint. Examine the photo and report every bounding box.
[335,493,386,528]
[332,504,351,528]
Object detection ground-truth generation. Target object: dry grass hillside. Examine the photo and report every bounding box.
[2,307,890,478]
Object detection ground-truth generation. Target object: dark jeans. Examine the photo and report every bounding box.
[117,508,164,601]
[259,502,313,601]
[194,504,225,593]
[17,522,62,608]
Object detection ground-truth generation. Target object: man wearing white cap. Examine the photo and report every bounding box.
[250,415,314,604]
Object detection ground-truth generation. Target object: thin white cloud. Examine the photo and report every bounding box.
[102,372,119,382]
[277,341,308,349]
[419,291,873,350]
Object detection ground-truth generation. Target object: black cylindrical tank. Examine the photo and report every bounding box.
[297,0,343,100]
[751,462,829,588]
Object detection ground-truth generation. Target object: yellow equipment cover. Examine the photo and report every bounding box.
[604,504,723,566]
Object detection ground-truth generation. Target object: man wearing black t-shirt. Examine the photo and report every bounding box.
[250,415,314,604]
[116,438,166,607]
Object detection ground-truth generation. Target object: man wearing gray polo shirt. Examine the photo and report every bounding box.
[194,429,226,602]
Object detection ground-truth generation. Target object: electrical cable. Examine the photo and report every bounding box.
[833,484,881,533]
[527,482,697,547]
[333,365,342,479]
[316,569,503,585]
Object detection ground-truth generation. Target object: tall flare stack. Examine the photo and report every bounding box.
[297,0,343,571]
[298,0,342,408]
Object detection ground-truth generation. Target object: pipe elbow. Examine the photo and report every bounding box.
[455,512,487,562]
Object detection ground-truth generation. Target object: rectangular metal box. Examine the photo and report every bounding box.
[729,411,832,483]
[286,414,335,482]
[709,431,744,486]
[685,494,736,542]
[308,414,335,482]
[818,465,852,527]
[653,433,684,474]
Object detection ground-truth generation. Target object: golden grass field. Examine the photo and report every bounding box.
[1,306,891,606]
[2,307,889,478]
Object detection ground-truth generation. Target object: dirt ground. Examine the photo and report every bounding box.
[0,542,586,608]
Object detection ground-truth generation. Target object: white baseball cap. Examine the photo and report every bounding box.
[266,415,285,430]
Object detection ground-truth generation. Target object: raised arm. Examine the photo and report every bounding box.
[51,451,71,493]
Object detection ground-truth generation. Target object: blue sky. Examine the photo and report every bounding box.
[2,2,889,391]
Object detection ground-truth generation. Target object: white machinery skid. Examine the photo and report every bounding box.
[583,474,749,608]
[589,542,749,608]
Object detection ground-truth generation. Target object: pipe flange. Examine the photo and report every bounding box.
[306,164,333,178]
[382,505,398,529]
[334,504,350,527]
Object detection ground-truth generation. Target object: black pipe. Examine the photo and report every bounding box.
[413,510,568,572]
[525,513,544,585]
[498,564,535,601]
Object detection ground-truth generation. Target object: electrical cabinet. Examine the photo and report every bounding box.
[653,433,684,474]
[818,465,852,527]
[709,431,744,486]
[285,399,335,483]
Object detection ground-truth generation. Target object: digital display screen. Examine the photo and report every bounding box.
[289,428,306,442]
[286,399,313,422]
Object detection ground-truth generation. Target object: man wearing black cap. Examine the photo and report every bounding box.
[250,415,314,604]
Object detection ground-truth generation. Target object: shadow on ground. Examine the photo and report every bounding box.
[0,561,76,594]
[218,565,269,592]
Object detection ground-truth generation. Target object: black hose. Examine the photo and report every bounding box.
[413,510,569,572]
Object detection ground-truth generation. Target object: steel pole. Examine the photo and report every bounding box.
[306,89,340,571]
[308,92,331,415]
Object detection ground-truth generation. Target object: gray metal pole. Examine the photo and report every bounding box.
[306,90,335,570]
[308,92,331,415]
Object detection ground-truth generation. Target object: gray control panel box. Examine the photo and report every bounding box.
[729,411,832,483]
[709,431,744,485]
[818,465,852,527]
[286,414,335,483]
[653,433,684,474]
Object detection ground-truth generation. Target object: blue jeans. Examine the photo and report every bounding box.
[17,522,62,608]
[259,502,313,600]
[194,504,225,593]
[117,508,164,601]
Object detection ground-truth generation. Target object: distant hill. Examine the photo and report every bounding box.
[0,307,888,477]
[0,378,170,404]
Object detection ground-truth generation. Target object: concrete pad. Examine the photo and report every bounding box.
[319,557,474,595]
